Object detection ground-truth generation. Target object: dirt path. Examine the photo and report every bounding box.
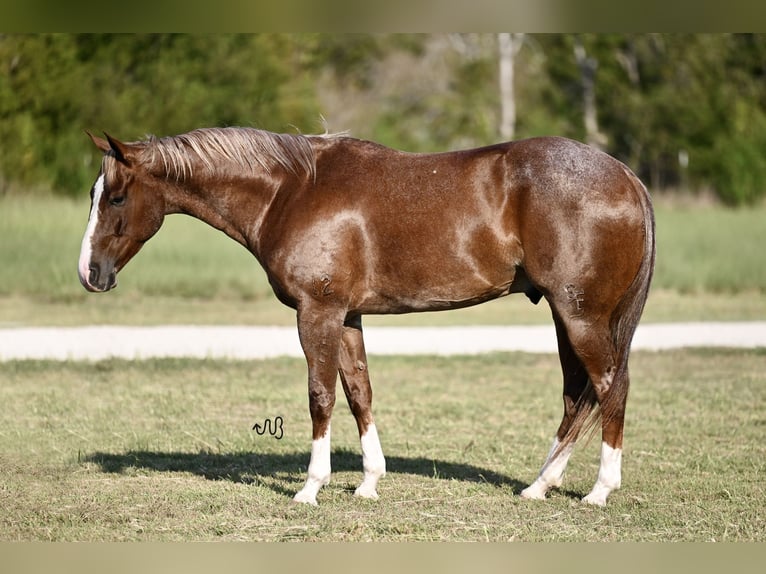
[1,322,764,361]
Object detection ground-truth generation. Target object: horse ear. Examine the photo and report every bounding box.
[104,132,132,166]
[86,130,111,154]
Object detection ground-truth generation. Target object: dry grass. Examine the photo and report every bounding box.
[1,349,764,541]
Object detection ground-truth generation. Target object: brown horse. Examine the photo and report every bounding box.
[78,127,655,506]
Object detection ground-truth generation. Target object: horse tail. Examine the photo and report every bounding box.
[559,167,656,451]
[600,167,656,430]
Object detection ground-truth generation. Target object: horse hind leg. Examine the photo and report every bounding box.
[521,310,590,500]
[338,316,386,499]
[555,310,627,507]
[582,362,628,506]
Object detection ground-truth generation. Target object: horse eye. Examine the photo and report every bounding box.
[109,195,126,207]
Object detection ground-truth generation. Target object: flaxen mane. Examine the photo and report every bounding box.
[139,127,338,181]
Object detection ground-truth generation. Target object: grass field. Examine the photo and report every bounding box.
[1,349,764,541]
[1,194,766,326]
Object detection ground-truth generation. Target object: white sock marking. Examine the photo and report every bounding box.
[583,441,622,506]
[520,437,574,500]
[355,423,386,499]
[294,426,332,505]
[78,174,105,287]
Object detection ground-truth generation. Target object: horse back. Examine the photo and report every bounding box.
[259,136,649,315]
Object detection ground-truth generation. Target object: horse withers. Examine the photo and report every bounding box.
[78,127,655,506]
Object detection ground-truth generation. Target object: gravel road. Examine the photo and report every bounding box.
[1,322,764,361]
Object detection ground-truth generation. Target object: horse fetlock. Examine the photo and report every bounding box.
[545,472,565,489]
[294,469,331,506]
[521,470,565,500]
[357,423,386,500]
[582,473,621,506]
[293,488,321,506]
[361,461,386,491]
[354,479,381,500]
[582,483,614,507]
[583,442,622,505]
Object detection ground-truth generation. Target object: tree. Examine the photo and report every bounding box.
[498,33,525,141]
[1,34,764,204]
[0,34,322,196]
[573,35,607,149]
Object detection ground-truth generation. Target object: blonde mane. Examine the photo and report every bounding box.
[136,127,341,181]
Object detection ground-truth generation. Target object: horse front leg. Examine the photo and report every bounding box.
[293,305,345,506]
[338,316,386,499]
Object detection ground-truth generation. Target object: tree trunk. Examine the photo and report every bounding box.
[573,37,607,149]
[498,33,524,141]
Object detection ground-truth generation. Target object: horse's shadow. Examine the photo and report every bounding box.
[83,448,536,500]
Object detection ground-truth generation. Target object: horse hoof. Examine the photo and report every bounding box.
[519,485,547,500]
[293,491,319,506]
[354,486,379,500]
[582,493,607,507]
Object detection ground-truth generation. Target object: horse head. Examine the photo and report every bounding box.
[78,132,166,292]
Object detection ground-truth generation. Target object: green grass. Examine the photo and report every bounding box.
[1,194,766,325]
[1,349,764,541]
[2,288,766,327]
[654,202,766,294]
[0,194,271,302]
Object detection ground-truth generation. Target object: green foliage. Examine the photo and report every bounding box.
[1,34,766,204]
[654,202,766,293]
[703,100,766,205]
[512,34,766,204]
[0,34,321,196]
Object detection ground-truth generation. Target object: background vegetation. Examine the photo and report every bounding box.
[1,33,766,204]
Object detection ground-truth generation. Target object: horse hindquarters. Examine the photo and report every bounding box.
[520,164,654,505]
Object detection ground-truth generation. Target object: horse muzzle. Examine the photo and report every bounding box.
[79,262,118,292]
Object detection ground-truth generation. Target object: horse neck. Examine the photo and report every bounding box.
[160,172,280,253]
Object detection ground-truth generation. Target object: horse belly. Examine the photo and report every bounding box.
[360,226,524,314]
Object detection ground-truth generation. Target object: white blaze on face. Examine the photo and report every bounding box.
[78,174,105,287]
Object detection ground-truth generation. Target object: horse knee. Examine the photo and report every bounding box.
[308,382,336,424]
[345,384,372,414]
[310,383,334,405]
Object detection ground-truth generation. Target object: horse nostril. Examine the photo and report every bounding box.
[88,263,100,286]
